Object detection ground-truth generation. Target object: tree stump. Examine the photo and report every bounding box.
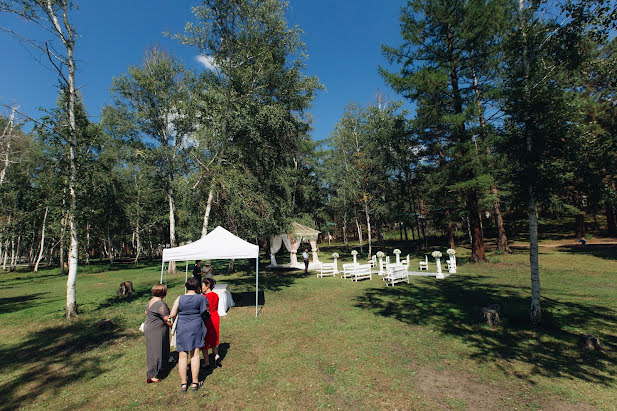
[117,281,134,297]
[481,305,500,327]
[96,318,115,330]
[580,334,601,350]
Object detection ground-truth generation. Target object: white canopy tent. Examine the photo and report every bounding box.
[161,226,261,316]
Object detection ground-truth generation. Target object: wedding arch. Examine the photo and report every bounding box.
[269,222,321,269]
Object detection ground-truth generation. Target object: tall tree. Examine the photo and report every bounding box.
[104,48,195,274]
[382,0,506,262]
[176,0,322,239]
[1,0,80,317]
[499,0,611,322]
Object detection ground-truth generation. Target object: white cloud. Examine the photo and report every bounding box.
[195,55,217,71]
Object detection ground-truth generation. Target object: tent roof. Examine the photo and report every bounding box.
[289,221,320,241]
[162,226,259,262]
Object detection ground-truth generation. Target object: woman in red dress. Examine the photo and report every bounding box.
[201,277,221,368]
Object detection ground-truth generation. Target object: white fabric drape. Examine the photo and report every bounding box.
[270,235,283,255]
[269,234,293,254]
[270,234,293,265]
[281,235,292,253]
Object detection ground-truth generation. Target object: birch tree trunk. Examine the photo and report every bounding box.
[520,0,541,323]
[363,199,372,258]
[355,217,363,253]
[134,221,141,265]
[9,235,15,271]
[342,213,349,249]
[2,239,8,271]
[0,107,16,186]
[167,184,177,274]
[41,0,80,318]
[106,230,114,264]
[529,184,541,322]
[2,214,10,271]
[29,231,35,264]
[201,177,215,238]
[59,231,65,273]
[12,234,21,271]
[85,222,90,264]
[34,206,48,272]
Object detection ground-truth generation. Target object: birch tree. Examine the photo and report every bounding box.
[104,48,195,274]
[500,0,610,322]
[1,0,80,318]
[175,0,322,239]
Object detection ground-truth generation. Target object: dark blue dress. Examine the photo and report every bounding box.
[176,294,208,352]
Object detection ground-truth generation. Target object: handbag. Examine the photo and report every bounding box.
[201,306,211,321]
[170,318,177,349]
[201,295,211,321]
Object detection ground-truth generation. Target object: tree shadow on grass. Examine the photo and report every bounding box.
[354,275,617,385]
[0,271,64,290]
[232,291,265,307]
[556,244,617,262]
[224,269,303,293]
[95,287,154,310]
[0,320,128,408]
[0,292,50,315]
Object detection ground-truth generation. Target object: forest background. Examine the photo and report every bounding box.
[0,0,616,322]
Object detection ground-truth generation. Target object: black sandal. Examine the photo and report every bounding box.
[180,383,188,392]
[190,381,203,392]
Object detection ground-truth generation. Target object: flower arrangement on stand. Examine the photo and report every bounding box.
[432,250,444,278]
[332,253,340,273]
[393,249,401,264]
[351,250,358,265]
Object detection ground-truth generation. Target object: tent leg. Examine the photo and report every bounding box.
[255,257,259,317]
[160,261,165,284]
[185,261,189,293]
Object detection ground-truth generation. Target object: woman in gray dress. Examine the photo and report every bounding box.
[169,277,208,392]
[144,284,172,383]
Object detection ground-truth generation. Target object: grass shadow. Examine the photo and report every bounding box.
[555,244,617,262]
[0,292,50,315]
[225,269,303,293]
[0,320,129,408]
[96,287,154,310]
[232,291,265,307]
[355,275,617,385]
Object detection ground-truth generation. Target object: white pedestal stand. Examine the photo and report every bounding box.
[435,257,444,279]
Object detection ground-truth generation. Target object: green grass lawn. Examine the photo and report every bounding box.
[1,244,616,409]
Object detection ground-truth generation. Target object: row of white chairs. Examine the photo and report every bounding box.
[317,262,373,282]
[319,260,409,286]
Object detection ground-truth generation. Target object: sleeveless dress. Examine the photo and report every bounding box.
[202,292,220,349]
[176,294,208,352]
[144,300,170,379]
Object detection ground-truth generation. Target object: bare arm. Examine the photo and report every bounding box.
[169,296,180,319]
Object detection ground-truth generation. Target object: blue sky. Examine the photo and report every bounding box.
[0,0,407,141]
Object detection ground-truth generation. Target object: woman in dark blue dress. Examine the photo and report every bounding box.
[169,277,208,392]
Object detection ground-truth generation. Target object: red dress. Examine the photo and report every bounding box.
[202,292,220,349]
